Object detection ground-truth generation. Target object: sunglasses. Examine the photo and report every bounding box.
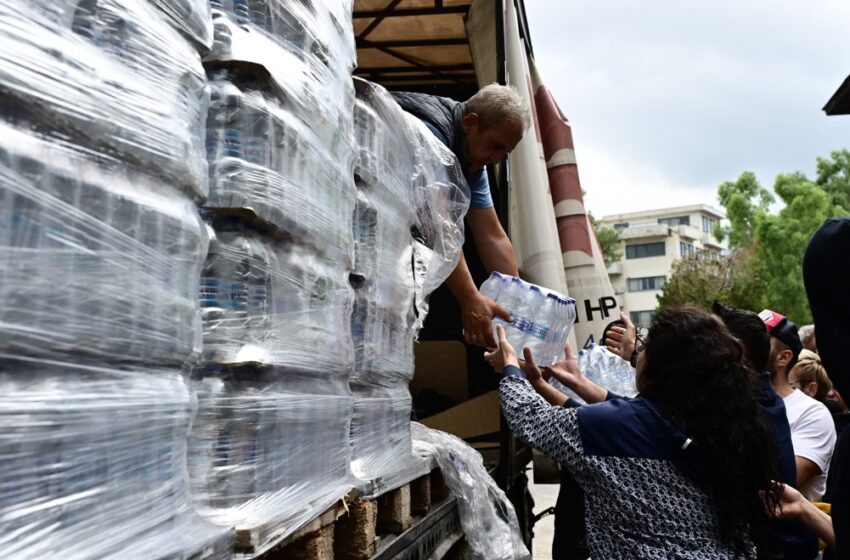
[630,334,646,368]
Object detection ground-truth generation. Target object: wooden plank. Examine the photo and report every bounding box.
[376,484,412,534]
[411,473,432,516]
[334,499,378,560]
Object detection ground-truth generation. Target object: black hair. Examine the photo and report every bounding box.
[712,301,771,373]
[641,306,779,556]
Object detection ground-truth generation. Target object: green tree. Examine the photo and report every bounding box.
[711,151,850,324]
[716,171,773,250]
[754,175,834,324]
[657,247,768,313]
[589,213,622,268]
[815,149,850,209]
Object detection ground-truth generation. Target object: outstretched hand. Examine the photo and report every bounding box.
[605,312,637,361]
[484,324,519,373]
[520,347,544,385]
[543,343,582,389]
[461,292,513,349]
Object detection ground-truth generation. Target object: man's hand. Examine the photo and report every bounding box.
[484,325,519,373]
[461,291,513,349]
[605,312,637,361]
[543,344,582,389]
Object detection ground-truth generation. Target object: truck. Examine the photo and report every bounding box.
[351,0,620,555]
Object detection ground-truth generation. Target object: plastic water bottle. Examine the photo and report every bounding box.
[247,238,271,337]
[221,87,243,160]
[249,0,271,32]
[233,0,250,23]
[522,286,546,355]
[501,278,529,350]
[480,271,508,302]
[242,98,270,167]
[479,273,576,365]
[538,293,561,360]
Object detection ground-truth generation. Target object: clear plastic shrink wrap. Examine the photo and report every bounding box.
[188,367,353,556]
[552,344,638,404]
[0,356,233,560]
[0,122,208,364]
[199,221,355,371]
[0,0,209,196]
[407,113,470,324]
[205,0,356,146]
[348,79,468,486]
[148,0,213,49]
[412,423,532,560]
[205,71,356,260]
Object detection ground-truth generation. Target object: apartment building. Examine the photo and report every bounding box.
[600,204,726,327]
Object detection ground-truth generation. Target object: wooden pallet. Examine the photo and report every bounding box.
[259,469,449,560]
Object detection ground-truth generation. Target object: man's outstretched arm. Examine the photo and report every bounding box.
[445,254,512,349]
[467,207,518,276]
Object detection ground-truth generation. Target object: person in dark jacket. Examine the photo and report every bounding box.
[392,85,528,350]
[712,302,819,559]
[803,217,850,560]
[487,307,782,559]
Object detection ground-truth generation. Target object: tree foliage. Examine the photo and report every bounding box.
[660,150,850,324]
[657,247,768,313]
[589,213,622,268]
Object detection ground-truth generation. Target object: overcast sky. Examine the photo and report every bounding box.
[524,1,850,219]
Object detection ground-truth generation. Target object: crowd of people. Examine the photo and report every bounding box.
[388,80,848,559]
[485,217,850,559]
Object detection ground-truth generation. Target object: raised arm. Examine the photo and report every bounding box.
[486,326,584,466]
[545,344,610,404]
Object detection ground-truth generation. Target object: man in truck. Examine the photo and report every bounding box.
[392,84,529,350]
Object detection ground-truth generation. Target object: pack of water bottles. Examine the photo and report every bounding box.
[204,71,356,260]
[206,0,356,146]
[347,79,470,488]
[0,355,233,560]
[578,344,638,397]
[188,367,353,556]
[480,272,577,366]
[351,78,469,328]
[0,0,210,196]
[199,222,355,371]
[148,0,214,48]
[0,121,208,365]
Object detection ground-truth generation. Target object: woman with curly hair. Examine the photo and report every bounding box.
[488,306,780,559]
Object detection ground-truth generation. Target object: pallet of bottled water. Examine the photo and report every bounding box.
[480,272,577,366]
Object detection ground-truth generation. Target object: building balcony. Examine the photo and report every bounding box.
[618,224,671,240]
[606,261,623,275]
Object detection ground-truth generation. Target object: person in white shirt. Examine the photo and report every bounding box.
[761,309,837,501]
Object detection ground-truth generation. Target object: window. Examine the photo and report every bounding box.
[630,310,655,327]
[658,215,690,227]
[626,242,665,259]
[702,216,712,233]
[679,241,695,257]
[613,222,630,231]
[628,276,666,292]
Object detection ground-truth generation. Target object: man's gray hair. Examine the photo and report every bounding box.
[464,83,531,131]
[798,324,815,346]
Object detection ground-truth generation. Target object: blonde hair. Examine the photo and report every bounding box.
[790,349,832,400]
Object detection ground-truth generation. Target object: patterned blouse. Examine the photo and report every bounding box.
[500,371,756,560]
